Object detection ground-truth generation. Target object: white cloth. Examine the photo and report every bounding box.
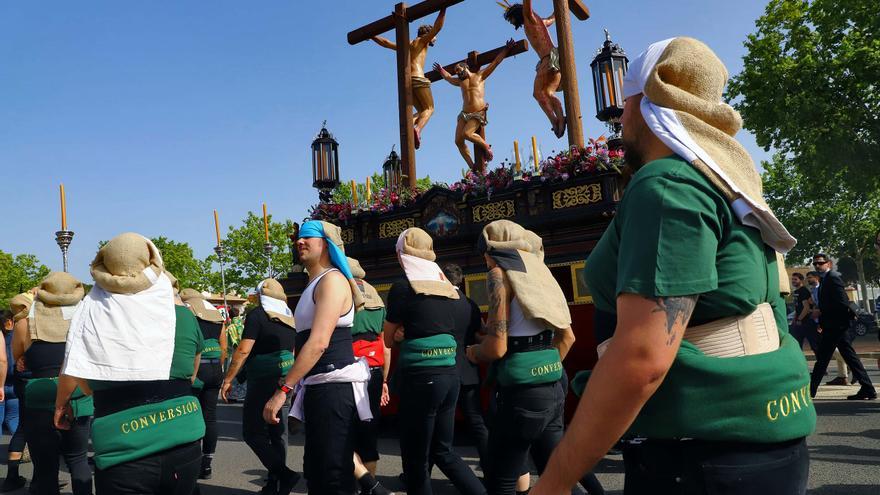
[622,38,796,254]
[256,281,293,322]
[394,233,450,288]
[288,358,373,422]
[62,268,177,381]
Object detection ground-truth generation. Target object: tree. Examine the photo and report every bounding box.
[0,250,50,309]
[205,212,295,293]
[150,237,212,291]
[727,0,880,194]
[762,154,880,308]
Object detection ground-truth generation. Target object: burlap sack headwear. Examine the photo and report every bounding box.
[91,233,164,294]
[626,37,793,293]
[27,272,85,343]
[180,288,225,323]
[348,257,385,310]
[481,220,571,330]
[165,271,181,294]
[258,278,296,329]
[10,293,33,323]
[396,228,459,300]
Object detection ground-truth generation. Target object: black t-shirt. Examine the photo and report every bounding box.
[24,341,66,378]
[197,319,222,341]
[241,306,296,356]
[793,286,812,321]
[386,280,459,340]
[451,289,482,386]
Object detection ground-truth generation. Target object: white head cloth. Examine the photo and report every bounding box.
[62,267,177,381]
[395,230,454,297]
[257,280,294,320]
[623,38,796,253]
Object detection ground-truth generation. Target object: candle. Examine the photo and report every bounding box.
[365,177,372,203]
[513,141,521,173]
[214,210,221,246]
[59,184,67,231]
[531,136,539,171]
[262,203,269,242]
[350,180,358,205]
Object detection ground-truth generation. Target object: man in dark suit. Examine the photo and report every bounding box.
[809,253,876,400]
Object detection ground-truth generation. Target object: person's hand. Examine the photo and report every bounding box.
[0,388,5,402]
[15,357,26,373]
[432,62,444,74]
[263,389,286,425]
[505,38,516,51]
[466,345,479,364]
[220,379,232,403]
[54,403,73,430]
[380,382,390,407]
[393,327,405,343]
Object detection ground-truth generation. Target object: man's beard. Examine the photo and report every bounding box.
[621,135,646,171]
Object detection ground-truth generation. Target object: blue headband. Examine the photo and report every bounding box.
[298,221,354,280]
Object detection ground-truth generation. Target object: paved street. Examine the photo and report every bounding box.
[4,364,878,494]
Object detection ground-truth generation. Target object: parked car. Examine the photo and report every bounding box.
[849,302,878,336]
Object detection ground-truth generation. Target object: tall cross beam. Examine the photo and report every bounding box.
[553,0,588,148]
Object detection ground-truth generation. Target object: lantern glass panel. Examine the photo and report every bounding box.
[592,63,604,115]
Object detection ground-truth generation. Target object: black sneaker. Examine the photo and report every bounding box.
[199,456,213,480]
[847,387,878,400]
[277,468,301,494]
[0,476,25,493]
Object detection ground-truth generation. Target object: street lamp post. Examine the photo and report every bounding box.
[590,29,629,148]
[311,121,341,203]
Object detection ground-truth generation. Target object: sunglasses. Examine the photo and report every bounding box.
[812,261,827,266]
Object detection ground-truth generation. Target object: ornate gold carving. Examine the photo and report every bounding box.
[378,218,415,239]
[552,183,603,209]
[340,228,354,245]
[472,200,515,223]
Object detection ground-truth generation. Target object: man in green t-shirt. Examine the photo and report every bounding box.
[531,38,814,495]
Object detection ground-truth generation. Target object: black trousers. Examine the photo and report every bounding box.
[302,382,357,494]
[243,378,287,476]
[622,437,809,495]
[398,372,486,495]
[25,410,92,495]
[790,321,819,354]
[809,324,873,395]
[457,383,489,471]
[95,440,201,495]
[354,366,383,463]
[8,379,27,453]
[196,361,223,455]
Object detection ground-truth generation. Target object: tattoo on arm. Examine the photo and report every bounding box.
[486,320,508,337]
[486,269,509,337]
[647,295,698,345]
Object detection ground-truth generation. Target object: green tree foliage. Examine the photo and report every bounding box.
[727,0,880,193]
[0,250,50,309]
[205,211,295,293]
[150,237,212,291]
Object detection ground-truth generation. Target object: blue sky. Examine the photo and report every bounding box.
[0,0,772,283]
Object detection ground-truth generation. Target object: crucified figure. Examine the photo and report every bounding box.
[502,1,565,138]
[372,8,446,150]
[433,39,516,173]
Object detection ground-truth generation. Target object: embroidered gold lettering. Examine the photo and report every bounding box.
[766,400,778,421]
[148,414,157,425]
[779,396,790,417]
[789,392,801,413]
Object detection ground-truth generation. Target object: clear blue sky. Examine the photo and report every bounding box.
[0,0,772,283]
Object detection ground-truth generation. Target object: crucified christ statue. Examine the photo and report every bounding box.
[433,38,516,173]
[372,7,446,150]
[502,0,566,138]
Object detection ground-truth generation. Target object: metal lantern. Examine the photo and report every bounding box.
[590,29,628,136]
[382,146,402,192]
[311,121,340,203]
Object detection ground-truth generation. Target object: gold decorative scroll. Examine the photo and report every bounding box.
[378,218,415,239]
[552,183,603,209]
[472,200,515,223]
[341,228,355,245]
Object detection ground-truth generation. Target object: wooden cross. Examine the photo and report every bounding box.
[348,0,589,187]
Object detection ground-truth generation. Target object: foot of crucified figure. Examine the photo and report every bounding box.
[414,126,421,150]
[553,115,567,138]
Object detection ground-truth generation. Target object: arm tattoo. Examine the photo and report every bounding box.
[487,270,505,310]
[487,269,508,337]
[486,320,508,337]
[647,295,698,346]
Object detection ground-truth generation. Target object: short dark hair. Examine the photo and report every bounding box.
[806,271,820,278]
[229,306,240,318]
[0,310,12,329]
[813,253,829,261]
[792,272,805,281]
[442,263,464,287]
[417,24,432,37]
[503,4,525,29]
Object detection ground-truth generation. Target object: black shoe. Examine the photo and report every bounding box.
[0,476,26,493]
[847,387,878,400]
[199,456,213,480]
[825,376,848,386]
[260,474,278,495]
[277,468,301,495]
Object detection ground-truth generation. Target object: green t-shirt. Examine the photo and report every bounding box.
[351,308,386,336]
[584,155,815,443]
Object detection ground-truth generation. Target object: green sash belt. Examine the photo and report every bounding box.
[398,334,457,368]
[245,350,294,380]
[201,338,222,359]
[192,378,205,391]
[25,378,94,417]
[92,395,205,470]
[495,348,562,387]
[630,334,816,443]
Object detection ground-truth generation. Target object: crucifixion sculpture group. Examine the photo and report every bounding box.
[348,0,590,184]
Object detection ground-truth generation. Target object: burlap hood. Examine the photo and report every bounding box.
[180,288,225,324]
[396,228,459,300]
[480,220,571,330]
[624,36,794,292]
[91,233,164,294]
[348,257,385,310]
[27,272,85,343]
[10,293,33,323]
[257,278,295,329]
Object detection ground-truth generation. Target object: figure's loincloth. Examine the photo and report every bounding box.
[411,75,432,89]
[536,46,560,73]
[458,107,488,126]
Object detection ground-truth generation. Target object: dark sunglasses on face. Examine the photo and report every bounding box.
[813,261,827,266]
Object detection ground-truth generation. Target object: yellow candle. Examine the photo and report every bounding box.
[59,184,67,230]
[365,177,372,203]
[531,136,539,171]
[350,180,358,205]
[214,210,221,246]
[262,203,269,242]
[513,141,521,173]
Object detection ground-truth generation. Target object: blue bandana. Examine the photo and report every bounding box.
[298,221,354,281]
